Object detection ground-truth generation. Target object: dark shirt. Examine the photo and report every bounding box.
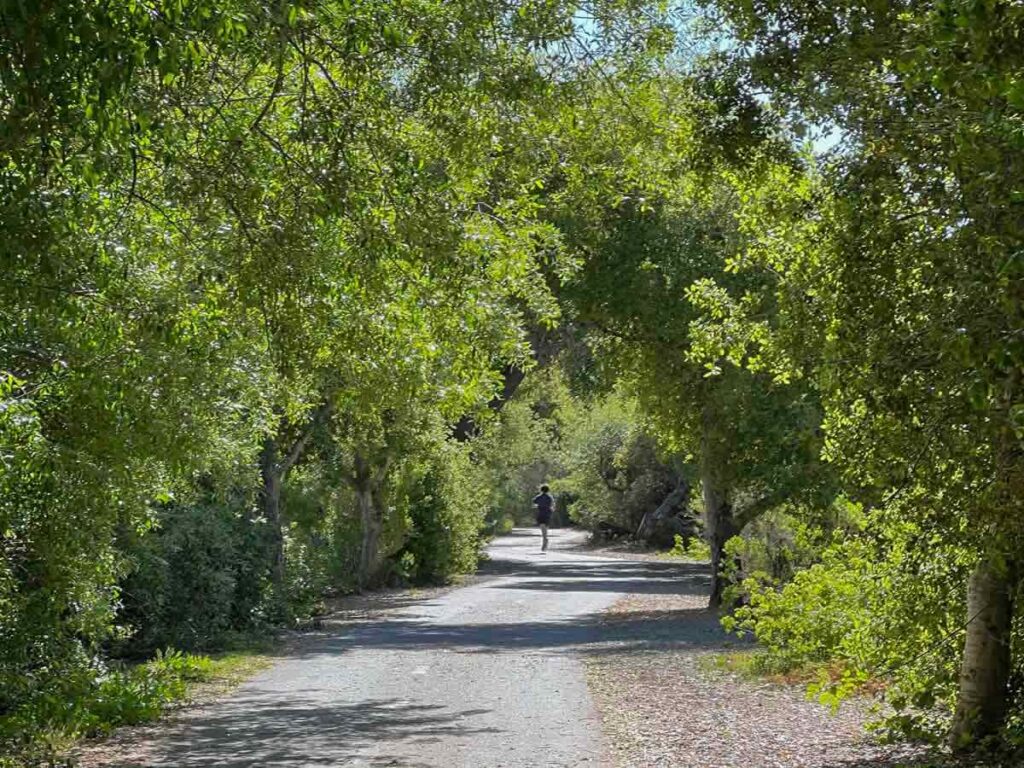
[533,492,553,523]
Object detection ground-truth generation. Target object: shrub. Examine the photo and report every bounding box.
[489,514,516,536]
[472,394,566,529]
[116,492,272,656]
[721,498,863,607]
[0,650,213,767]
[402,443,484,584]
[560,392,685,540]
[722,514,974,741]
[669,533,711,561]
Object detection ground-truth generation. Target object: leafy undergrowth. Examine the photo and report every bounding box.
[702,649,889,697]
[0,644,275,768]
[667,534,712,562]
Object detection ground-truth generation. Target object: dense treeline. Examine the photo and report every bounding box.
[0,0,674,758]
[3,0,1024,762]
[697,1,1024,752]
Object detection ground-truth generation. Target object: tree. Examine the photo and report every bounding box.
[558,389,691,542]
[470,372,576,530]
[700,0,1024,746]
[0,0,677,738]
[529,73,828,605]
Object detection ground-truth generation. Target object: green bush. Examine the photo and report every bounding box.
[87,650,212,728]
[472,388,568,529]
[724,543,876,670]
[721,499,864,606]
[560,392,684,538]
[403,443,485,584]
[0,650,212,767]
[489,514,516,536]
[116,493,272,656]
[722,514,974,741]
[0,402,132,749]
[280,476,341,617]
[669,533,711,561]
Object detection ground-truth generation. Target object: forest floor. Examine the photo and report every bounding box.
[72,530,953,767]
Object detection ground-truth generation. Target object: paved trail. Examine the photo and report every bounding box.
[106,529,712,768]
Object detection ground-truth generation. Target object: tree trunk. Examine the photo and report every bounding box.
[356,487,382,589]
[950,368,1023,749]
[636,479,689,543]
[452,364,527,441]
[354,451,388,589]
[702,465,736,609]
[257,401,334,620]
[949,558,1015,750]
[451,324,563,441]
[259,438,288,617]
[700,398,737,610]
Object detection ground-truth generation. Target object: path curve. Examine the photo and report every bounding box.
[98,528,710,767]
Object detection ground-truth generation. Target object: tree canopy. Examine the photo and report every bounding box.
[4,0,1024,761]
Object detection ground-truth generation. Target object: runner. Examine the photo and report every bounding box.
[532,484,554,552]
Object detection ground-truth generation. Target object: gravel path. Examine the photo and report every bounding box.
[74,529,937,768]
[80,529,705,768]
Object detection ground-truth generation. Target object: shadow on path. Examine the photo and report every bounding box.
[94,543,719,767]
[292,610,727,660]
[476,557,704,581]
[108,699,498,768]
[286,555,724,660]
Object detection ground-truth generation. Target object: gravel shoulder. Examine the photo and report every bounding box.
[584,591,939,768]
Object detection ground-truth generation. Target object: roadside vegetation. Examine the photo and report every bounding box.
[1,647,273,768]
[3,0,1024,764]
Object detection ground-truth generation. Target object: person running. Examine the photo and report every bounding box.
[532,484,554,552]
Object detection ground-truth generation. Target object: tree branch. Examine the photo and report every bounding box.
[734,487,791,530]
[279,399,334,475]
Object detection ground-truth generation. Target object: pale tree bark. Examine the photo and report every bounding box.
[950,368,1023,749]
[258,400,333,617]
[950,558,1015,750]
[355,486,381,589]
[353,450,392,589]
[702,464,736,609]
[700,401,737,609]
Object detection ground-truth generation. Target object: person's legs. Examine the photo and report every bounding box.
[540,523,549,551]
